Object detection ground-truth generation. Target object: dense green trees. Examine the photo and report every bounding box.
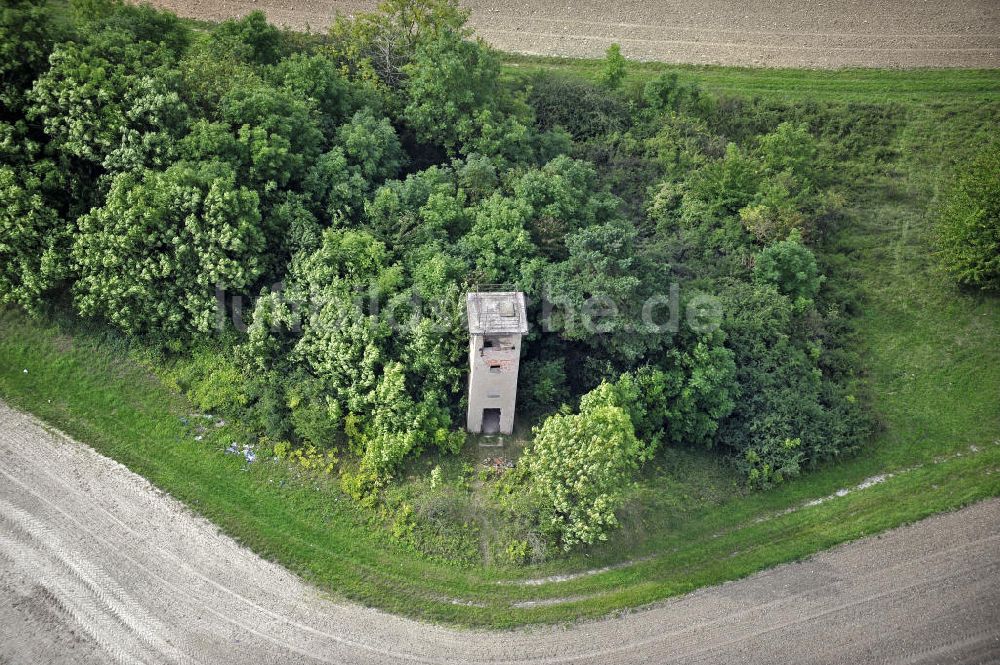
[714,281,865,487]
[403,28,500,151]
[1,0,873,553]
[73,161,263,335]
[28,34,182,166]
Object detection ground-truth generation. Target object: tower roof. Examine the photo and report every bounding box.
[467,291,528,335]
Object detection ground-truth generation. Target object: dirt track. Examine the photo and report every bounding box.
[2,399,1000,664]
[141,0,1000,68]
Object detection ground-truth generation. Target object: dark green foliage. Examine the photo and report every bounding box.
[936,142,1000,291]
[177,39,259,113]
[337,108,406,183]
[513,155,617,258]
[212,11,288,65]
[716,281,867,488]
[519,357,569,416]
[0,0,62,118]
[240,225,465,476]
[454,152,498,202]
[754,230,824,305]
[268,53,354,137]
[365,164,460,248]
[574,336,737,453]
[303,147,366,222]
[0,165,69,311]
[527,73,629,140]
[92,2,190,57]
[459,192,538,284]
[545,219,644,356]
[215,80,324,189]
[402,29,500,151]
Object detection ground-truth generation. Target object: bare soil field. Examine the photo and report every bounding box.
[2,400,999,664]
[139,0,1000,68]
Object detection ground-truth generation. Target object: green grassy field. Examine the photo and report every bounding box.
[1,62,998,627]
[502,53,1000,103]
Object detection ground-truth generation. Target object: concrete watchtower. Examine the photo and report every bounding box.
[466,290,528,435]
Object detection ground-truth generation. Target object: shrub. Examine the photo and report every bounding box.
[287,377,342,449]
[527,72,628,140]
[504,539,531,565]
[753,230,824,305]
[599,43,626,90]
[936,143,1000,291]
[525,404,644,549]
[27,35,186,166]
[0,0,62,115]
[739,175,808,244]
[756,121,818,187]
[340,467,383,507]
[173,347,251,413]
[735,437,804,489]
[0,166,69,312]
[717,281,867,483]
[642,71,704,115]
[578,340,737,454]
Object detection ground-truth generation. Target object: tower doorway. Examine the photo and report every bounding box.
[482,408,501,434]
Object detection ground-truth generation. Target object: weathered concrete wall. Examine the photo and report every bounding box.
[467,333,522,434]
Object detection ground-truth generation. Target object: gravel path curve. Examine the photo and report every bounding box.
[2,400,1000,664]
[139,0,1000,68]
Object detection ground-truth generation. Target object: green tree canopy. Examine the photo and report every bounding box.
[336,108,406,184]
[28,32,182,166]
[72,161,264,335]
[402,29,500,151]
[211,11,288,65]
[328,0,470,91]
[268,53,354,138]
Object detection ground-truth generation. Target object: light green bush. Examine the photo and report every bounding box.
[526,405,643,549]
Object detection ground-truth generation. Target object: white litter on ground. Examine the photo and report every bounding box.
[226,442,256,464]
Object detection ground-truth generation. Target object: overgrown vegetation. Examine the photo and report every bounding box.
[934,142,1000,291]
[1,0,996,587]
